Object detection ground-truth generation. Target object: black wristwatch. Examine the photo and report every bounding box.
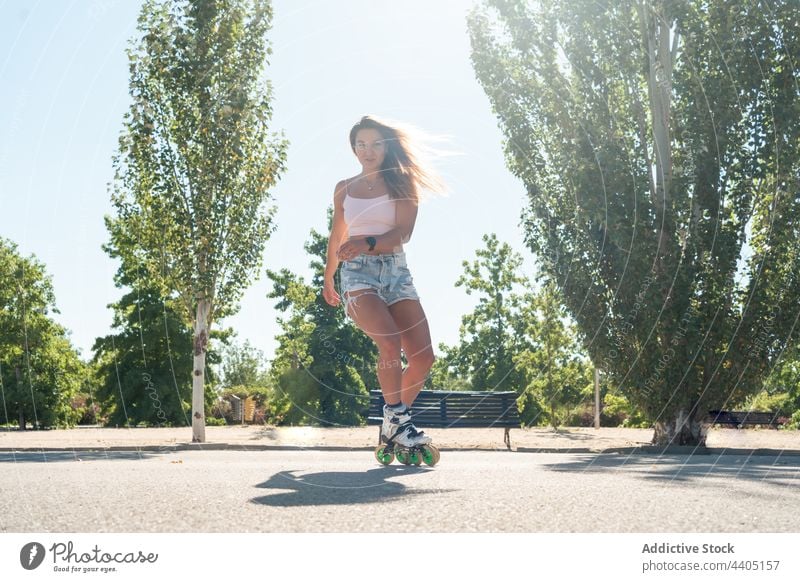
[365,236,377,251]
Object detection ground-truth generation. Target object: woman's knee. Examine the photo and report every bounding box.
[408,347,435,370]
[374,334,402,358]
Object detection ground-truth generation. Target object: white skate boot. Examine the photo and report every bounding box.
[380,404,428,444]
[375,404,440,466]
[388,405,432,446]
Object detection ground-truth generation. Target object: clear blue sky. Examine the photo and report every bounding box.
[0,0,536,364]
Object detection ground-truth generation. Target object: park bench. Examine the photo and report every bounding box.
[367,389,521,450]
[707,410,787,429]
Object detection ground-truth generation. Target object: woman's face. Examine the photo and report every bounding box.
[353,128,387,173]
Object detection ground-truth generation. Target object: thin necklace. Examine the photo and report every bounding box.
[362,174,381,191]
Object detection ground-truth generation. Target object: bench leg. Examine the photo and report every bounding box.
[504,428,511,451]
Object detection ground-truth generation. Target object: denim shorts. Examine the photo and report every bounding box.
[339,251,420,316]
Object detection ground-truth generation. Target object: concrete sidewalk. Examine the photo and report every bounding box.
[0,424,798,455]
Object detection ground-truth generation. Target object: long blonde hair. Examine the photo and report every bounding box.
[349,115,450,205]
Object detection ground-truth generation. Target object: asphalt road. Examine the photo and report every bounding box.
[1,450,798,533]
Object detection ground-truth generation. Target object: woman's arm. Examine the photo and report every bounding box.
[325,180,349,282]
[335,197,419,260]
[368,198,418,253]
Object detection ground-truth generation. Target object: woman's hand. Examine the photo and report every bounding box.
[337,237,368,262]
[322,277,341,307]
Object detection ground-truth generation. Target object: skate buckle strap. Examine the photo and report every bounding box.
[398,420,425,437]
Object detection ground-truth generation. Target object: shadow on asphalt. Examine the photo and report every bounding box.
[542,453,800,486]
[252,467,454,507]
[522,429,596,441]
[0,450,170,463]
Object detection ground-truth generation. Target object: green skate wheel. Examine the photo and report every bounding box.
[421,445,440,466]
[396,449,412,465]
[374,445,394,466]
[409,450,422,465]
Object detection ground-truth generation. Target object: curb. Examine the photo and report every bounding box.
[2,444,799,455]
[0,444,371,453]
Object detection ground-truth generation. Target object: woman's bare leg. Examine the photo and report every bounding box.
[344,288,403,404]
[388,299,435,406]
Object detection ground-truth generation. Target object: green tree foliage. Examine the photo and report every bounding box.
[214,337,272,423]
[105,0,288,441]
[91,266,225,427]
[514,280,592,428]
[468,0,800,444]
[71,362,104,426]
[743,344,800,420]
[769,349,800,417]
[219,337,270,389]
[602,390,650,428]
[432,233,532,393]
[0,238,86,428]
[432,234,591,427]
[266,209,375,426]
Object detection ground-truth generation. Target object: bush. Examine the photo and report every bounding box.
[222,385,273,408]
[569,407,594,427]
[562,403,646,427]
[602,392,649,428]
[552,391,652,428]
[253,407,266,424]
[743,390,791,414]
[71,394,101,425]
[516,390,546,427]
[210,398,232,420]
[218,385,282,424]
[620,416,651,429]
[783,410,800,430]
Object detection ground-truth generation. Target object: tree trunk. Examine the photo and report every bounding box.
[192,298,211,443]
[16,366,24,430]
[652,408,708,446]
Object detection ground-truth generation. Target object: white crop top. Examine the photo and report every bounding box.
[342,187,396,237]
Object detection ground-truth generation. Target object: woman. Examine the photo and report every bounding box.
[322,115,445,465]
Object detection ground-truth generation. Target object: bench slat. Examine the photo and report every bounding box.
[707,410,785,428]
[366,419,520,427]
[367,390,520,430]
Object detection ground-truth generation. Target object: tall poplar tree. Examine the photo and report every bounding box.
[469,0,800,444]
[106,0,288,441]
